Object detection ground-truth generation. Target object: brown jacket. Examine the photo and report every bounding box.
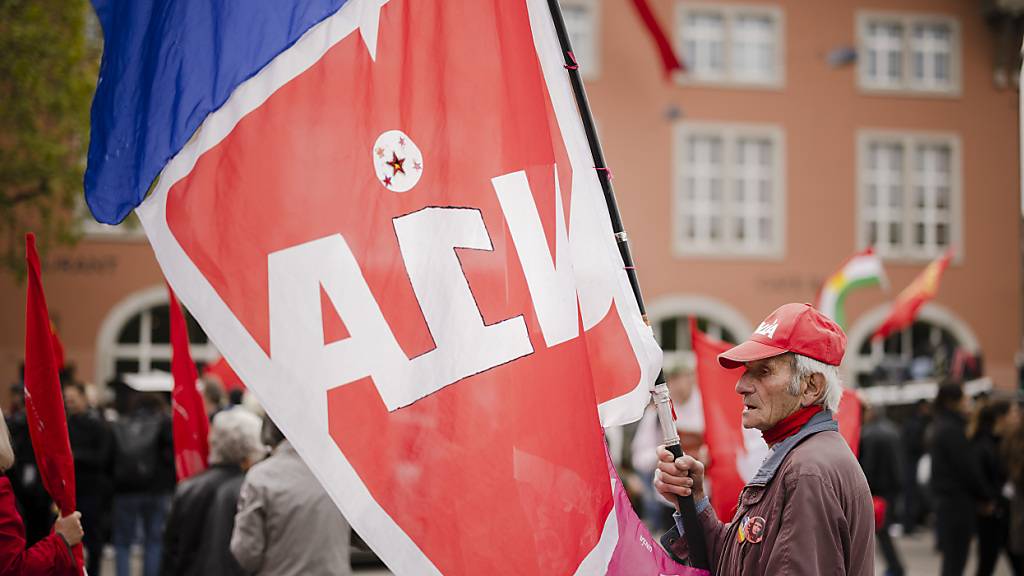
[662,411,874,575]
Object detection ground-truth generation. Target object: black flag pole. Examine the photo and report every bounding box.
[544,1,710,571]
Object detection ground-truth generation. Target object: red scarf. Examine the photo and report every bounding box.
[762,405,823,446]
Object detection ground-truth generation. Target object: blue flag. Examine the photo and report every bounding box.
[85,0,347,224]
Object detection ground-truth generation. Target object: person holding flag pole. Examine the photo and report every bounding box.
[655,304,875,575]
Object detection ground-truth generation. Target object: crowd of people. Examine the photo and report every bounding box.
[1,374,354,576]
[861,384,1024,576]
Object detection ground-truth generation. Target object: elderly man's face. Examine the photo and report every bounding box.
[735,355,802,431]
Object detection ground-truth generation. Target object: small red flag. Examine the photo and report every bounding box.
[168,284,209,481]
[629,0,684,78]
[24,233,83,573]
[691,319,752,521]
[836,389,862,458]
[202,356,246,392]
[873,250,953,341]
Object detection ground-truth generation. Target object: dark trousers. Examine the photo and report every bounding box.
[877,496,905,576]
[976,513,1024,576]
[937,497,975,576]
[78,493,106,576]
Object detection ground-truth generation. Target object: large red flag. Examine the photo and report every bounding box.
[873,250,952,341]
[168,284,209,481]
[691,319,766,521]
[24,233,83,573]
[202,356,246,392]
[126,1,665,573]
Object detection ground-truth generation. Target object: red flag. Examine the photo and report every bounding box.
[202,356,246,392]
[24,233,83,573]
[836,389,862,458]
[168,284,209,481]
[629,0,684,77]
[873,250,952,341]
[50,323,66,372]
[130,2,665,572]
[691,319,765,521]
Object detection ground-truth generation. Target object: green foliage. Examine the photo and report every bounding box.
[0,0,99,277]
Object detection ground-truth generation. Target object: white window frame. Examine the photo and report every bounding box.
[844,302,980,391]
[647,295,753,371]
[95,286,220,386]
[675,3,785,89]
[674,121,786,258]
[856,11,961,96]
[559,0,602,80]
[856,130,962,263]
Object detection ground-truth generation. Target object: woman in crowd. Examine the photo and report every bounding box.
[0,404,84,575]
[971,397,1022,575]
[1002,399,1024,575]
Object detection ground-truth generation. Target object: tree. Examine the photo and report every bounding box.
[0,0,99,276]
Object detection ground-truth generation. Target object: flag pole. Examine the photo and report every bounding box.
[544,1,710,570]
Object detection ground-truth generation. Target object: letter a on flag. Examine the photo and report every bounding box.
[86,1,668,573]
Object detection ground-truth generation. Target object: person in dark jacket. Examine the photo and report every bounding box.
[63,382,113,576]
[970,397,1023,576]
[860,403,905,576]
[0,402,83,575]
[930,383,992,576]
[111,392,175,576]
[161,408,265,576]
[900,398,930,533]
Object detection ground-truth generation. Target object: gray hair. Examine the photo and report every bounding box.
[785,353,843,413]
[208,408,265,466]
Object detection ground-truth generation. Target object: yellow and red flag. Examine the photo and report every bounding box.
[872,250,953,341]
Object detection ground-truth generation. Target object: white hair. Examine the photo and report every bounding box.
[785,353,843,413]
[208,408,266,466]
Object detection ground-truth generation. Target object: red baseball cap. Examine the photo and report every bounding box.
[718,303,847,369]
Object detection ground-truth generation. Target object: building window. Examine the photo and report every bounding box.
[676,4,784,87]
[559,0,601,79]
[858,12,960,95]
[656,315,739,370]
[858,131,959,260]
[675,123,785,257]
[96,287,220,386]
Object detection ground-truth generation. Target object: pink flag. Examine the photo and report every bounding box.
[168,284,209,481]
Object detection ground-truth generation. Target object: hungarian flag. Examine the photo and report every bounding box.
[84,1,676,573]
[691,320,768,521]
[873,250,953,341]
[24,234,84,574]
[816,248,887,330]
[168,284,209,481]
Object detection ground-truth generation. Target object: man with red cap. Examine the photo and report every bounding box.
[655,303,874,575]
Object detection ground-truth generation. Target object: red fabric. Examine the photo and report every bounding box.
[0,477,76,576]
[168,284,209,482]
[873,250,952,340]
[691,319,747,521]
[836,389,862,457]
[719,303,847,368]
[872,495,887,530]
[202,357,246,392]
[23,234,82,574]
[628,0,684,77]
[49,324,65,372]
[761,405,823,446]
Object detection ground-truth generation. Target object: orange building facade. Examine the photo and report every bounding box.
[0,0,1020,404]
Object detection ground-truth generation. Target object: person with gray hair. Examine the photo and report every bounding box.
[655,303,874,575]
[0,404,83,574]
[161,408,265,576]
